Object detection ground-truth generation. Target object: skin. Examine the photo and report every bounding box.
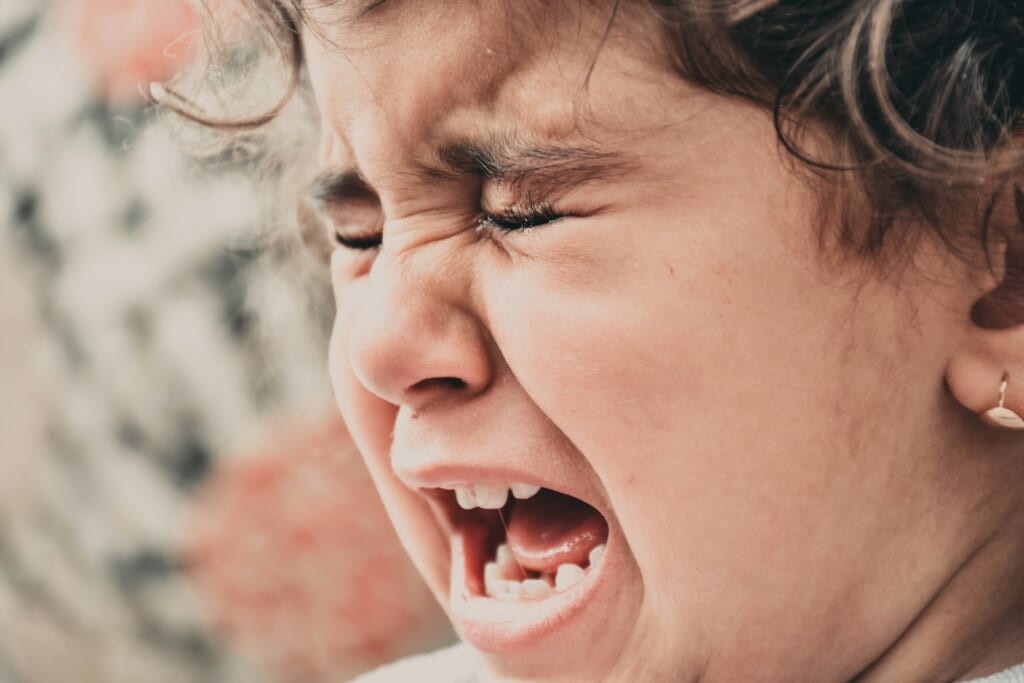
[301,2,1024,680]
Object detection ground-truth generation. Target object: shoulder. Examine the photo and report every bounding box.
[350,643,479,683]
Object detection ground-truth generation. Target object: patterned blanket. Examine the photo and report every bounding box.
[0,1,449,681]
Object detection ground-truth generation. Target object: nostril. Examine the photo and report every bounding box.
[404,376,475,416]
[411,377,468,392]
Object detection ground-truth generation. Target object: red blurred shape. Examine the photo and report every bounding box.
[188,412,449,682]
[58,0,199,106]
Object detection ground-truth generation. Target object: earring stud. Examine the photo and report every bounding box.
[981,373,1024,430]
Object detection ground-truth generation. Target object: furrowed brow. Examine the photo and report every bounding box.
[330,0,396,25]
[306,142,633,210]
[309,0,395,29]
[435,140,634,193]
[354,0,390,20]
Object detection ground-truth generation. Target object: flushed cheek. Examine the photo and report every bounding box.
[497,292,915,670]
[480,259,729,458]
[479,248,863,600]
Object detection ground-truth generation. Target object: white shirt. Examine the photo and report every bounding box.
[352,644,1024,682]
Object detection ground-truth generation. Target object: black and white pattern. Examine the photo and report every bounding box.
[0,1,336,680]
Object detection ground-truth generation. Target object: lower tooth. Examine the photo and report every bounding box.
[555,563,586,592]
[496,580,523,601]
[522,579,552,600]
[485,545,590,600]
[495,543,515,568]
[484,562,505,595]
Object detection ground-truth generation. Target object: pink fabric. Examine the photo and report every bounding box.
[57,0,199,105]
[188,412,448,681]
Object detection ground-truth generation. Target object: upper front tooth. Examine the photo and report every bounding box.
[453,482,537,510]
[455,486,478,510]
[510,483,541,500]
[474,483,509,509]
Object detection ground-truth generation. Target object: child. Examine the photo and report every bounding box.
[161,1,1024,680]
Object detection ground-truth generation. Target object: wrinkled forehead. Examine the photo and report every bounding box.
[300,0,661,158]
[302,0,620,75]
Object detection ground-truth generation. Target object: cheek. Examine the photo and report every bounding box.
[480,223,881,590]
[482,237,740,463]
[326,313,351,414]
[327,268,397,464]
[327,258,354,416]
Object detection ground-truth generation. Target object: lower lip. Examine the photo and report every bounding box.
[447,530,614,653]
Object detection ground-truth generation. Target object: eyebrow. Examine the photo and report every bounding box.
[305,138,635,208]
[307,170,377,205]
[338,0,396,24]
[433,138,633,190]
[354,0,390,19]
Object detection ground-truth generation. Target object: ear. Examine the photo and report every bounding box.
[946,187,1024,428]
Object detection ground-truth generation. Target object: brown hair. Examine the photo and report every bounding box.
[159,0,1024,262]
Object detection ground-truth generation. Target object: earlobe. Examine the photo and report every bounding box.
[946,343,1024,432]
[980,373,1024,430]
[947,193,1024,431]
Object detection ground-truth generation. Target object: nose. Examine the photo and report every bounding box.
[346,246,493,413]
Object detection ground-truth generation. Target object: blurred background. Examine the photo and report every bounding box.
[0,1,452,681]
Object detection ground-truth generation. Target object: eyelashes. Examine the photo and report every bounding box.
[333,231,383,251]
[477,203,565,232]
[330,202,566,252]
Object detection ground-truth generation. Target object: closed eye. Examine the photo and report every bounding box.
[326,202,567,251]
[324,197,384,251]
[308,170,384,252]
[334,231,382,250]
[480,204,566,232]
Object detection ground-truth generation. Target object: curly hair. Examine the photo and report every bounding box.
[159,0,1024,264]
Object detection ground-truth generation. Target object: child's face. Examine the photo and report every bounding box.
[309,2,977,679]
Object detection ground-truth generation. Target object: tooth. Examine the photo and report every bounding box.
[510,483,541,500]
[455,486,477,510]
[484,562,504,595]
[495,580,523,601]
[588,544,606,568]
[474,482,509,509]
[495,543,515,568]
[522,579,552,600]
[555,563,585,592]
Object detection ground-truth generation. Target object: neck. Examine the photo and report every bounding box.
[855,492,1024,682]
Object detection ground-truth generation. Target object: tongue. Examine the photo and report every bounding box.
[506,489,608,574]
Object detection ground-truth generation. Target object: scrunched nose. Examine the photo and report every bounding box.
[345,253,493,414]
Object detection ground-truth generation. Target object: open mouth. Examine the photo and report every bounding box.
[432,483,610,602]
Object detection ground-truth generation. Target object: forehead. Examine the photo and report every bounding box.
[301,1,675,164]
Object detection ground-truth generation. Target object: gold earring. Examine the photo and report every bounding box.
[981,373,1024,430]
